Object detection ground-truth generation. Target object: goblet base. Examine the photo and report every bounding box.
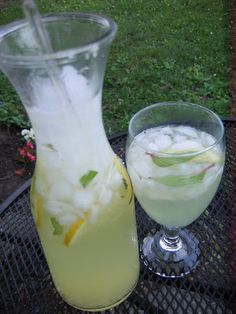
[141,229,200,278]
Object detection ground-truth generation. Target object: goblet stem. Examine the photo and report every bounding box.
[142,227,200,277]
[159,227,182,252]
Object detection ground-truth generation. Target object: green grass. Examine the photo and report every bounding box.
[0,0,231,133]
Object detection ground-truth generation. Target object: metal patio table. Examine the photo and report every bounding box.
[0,119,236,314]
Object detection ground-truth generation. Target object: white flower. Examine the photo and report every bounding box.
[21,129,29,136]
[29,128,35,139]
[21,128,35,141]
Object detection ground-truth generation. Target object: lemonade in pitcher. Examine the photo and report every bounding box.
[0,12,139,311]
[28,65,139,311]
[31,152,138,310]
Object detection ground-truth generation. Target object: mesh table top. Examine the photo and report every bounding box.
[0,120,236,314]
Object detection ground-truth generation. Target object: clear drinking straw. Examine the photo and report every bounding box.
[22,0,72,109]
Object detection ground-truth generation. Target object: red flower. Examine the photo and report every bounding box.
[18,140,36,163]
[26,152,36,162]
[18,148,26,158]
[26,141,34,150]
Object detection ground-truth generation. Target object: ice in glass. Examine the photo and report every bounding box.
[126,102,224,277]
[127,125,224,228]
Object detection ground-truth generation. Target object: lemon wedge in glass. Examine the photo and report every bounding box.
[64,212,89,246]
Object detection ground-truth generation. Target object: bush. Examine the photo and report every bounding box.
[0,101,30,129]
[0,73,30,129]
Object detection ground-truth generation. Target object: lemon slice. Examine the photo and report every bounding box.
[64,212,89,246]
[190,150,221,163]
[35,193,43,228]
[114,157,134,204]
[158,148,221,166]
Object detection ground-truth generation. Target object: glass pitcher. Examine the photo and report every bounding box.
[0,13,139,311]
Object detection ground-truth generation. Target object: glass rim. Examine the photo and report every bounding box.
[128,102,224,157]
[0,12,117,65]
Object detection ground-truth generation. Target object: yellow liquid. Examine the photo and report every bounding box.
[30,164,139,311]
[135,173,222,228]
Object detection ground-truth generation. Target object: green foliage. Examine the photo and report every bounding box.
[0,101,30,129]
[0,0,231,133]
[0,73,30,128]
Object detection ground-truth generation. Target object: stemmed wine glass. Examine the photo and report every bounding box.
[126,102,225,277]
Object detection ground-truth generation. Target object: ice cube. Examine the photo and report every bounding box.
[177,163,204,176]
[127,145,144,163]
[58,213,77,226]
[49,181,71,201]
[147,143,159,151]
[154,134,172,151]
[160,126,174,136]
[108,171,122,191]
[90,205,100,223]
[132,160,152,178]
[170,140,203,152]
[61,167,79,185]
[72,190,94,210]
[135,132,151,148]
[135,132,145,143]
[200,131,216,147]
[62,65,91,103]
[176,163,191,174]
[173,134,187,143]
[46,200,66,216]
[32,79,60,112]
[176,126,198,138]
[99,187,113,206]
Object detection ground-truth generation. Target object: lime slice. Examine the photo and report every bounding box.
[64,212,89,246]
[150,149,221,168]
[154,164,214,187]
[114,157,134,204]
[155,171,205,187]
[151,154,195,167]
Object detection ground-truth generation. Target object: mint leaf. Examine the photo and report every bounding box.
[154,164,215,187]
[80,170,98,188]
[50,217,63,235]
[151,155,195,167]
[155,171,205,187]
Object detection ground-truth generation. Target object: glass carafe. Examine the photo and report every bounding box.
[0,13,139,311]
